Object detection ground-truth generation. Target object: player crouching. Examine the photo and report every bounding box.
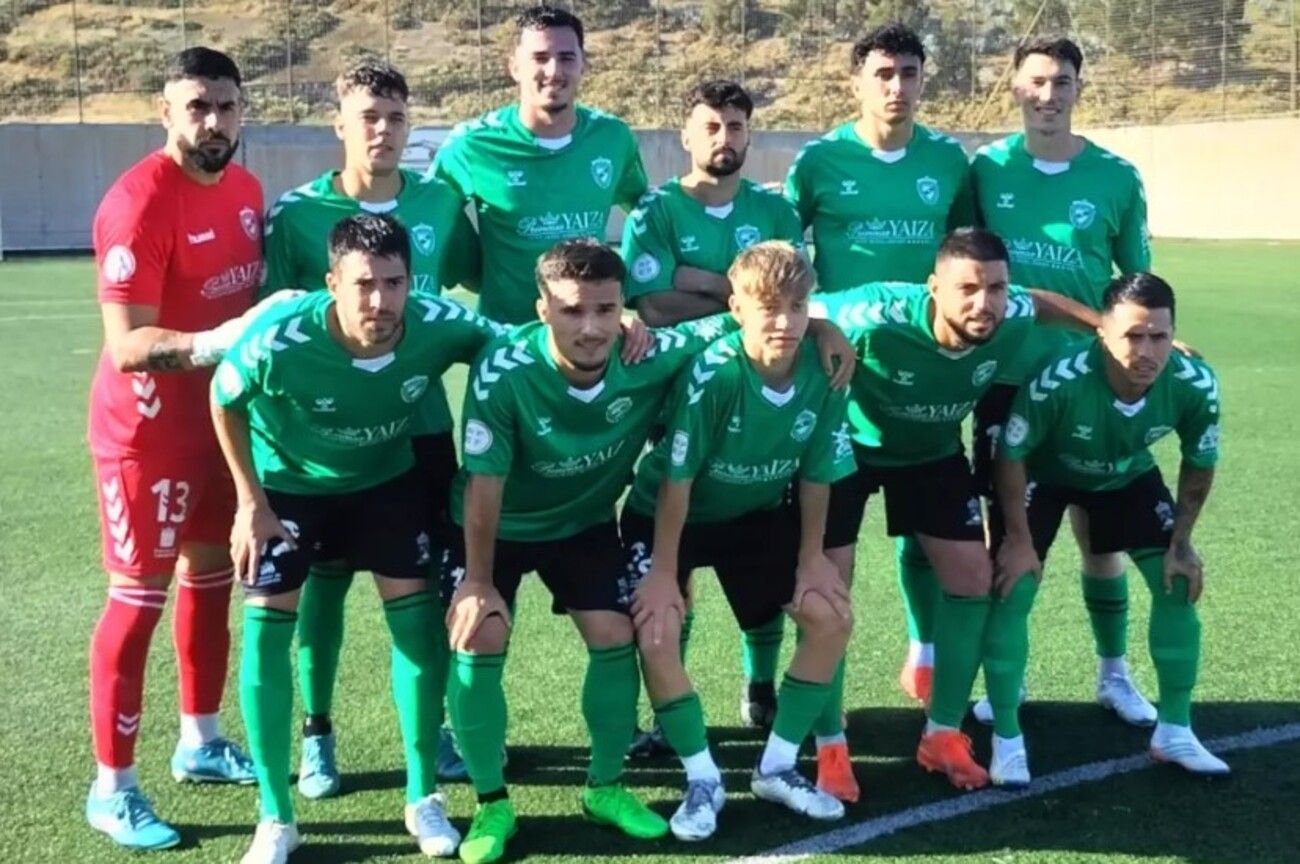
[622,242,856,830]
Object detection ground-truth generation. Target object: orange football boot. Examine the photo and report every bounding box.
[916,729,990,790]
[815,742,860,803]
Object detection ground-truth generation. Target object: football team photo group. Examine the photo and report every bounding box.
[77,5,1231,862]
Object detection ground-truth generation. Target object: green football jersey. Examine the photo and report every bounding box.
[451,315,736,542]
[619,177,804,303]
[1000,340,1220,492]
[811,282,1037,467]
[431,103,649,324]
[971,133,1150,383]
[625,330,855,523]
[785,123,975,291]
[213,290,506,495]
[261,169,483,436]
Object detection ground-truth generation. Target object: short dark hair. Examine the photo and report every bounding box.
[517,4,585,51]
[328,214,411,274]
[336,58,409,103]
[936,227,1009,267]
[536,238,625,295]
[684,79,754,120]
[1014,37,1085,76]
[1102,272,1175,323]
[166,46,242,88]
[851,22,926,73]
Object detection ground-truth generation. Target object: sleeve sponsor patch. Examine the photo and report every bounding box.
[1004,413,1029,447]
[670,430,689,466]
[464,419,494,455]
[631,253,661,284]
[102,245,137,284]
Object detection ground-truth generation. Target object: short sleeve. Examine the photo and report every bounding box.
[621,194,675,301]
[784,146,815,228]
[1114,171,1152,274]
[800,389,855,484]
[663,362,727,483]
[946,158,977,230]
[430,135,476,200]
[999,383,1051,463]
[94,186,172,308]
[442,207,482,291]
[259,201,299,299]
[460,362,517,477]
[615,128,650,211]
[1175,360,1221,469]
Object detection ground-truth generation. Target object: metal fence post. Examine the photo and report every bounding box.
[71,0,84,123]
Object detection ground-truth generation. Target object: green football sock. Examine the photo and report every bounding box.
[448,650,508,796]
[741,614,784,684]
[383,592,446,803]
[296,563,353,718]
[982,577,1038,738]
[896,535,939,643]
[1135,551,1201,726]
[929,592,992,729]
[680,608,695,666]
[653,691,709,760]
[1082,572,1129,659]
[240,606,297,823]
[772,674,832,746]
[811,656,847,737]
[582,642,640,786]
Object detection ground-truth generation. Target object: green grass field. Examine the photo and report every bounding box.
[1,241,1298,863]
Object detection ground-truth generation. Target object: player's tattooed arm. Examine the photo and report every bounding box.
[992,455,1042,596]
[1165,465,1215,603]
[1027,289,1101,333]
[101,303,200,372]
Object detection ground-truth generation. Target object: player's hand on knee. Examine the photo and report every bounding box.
[994,534,1042,597]
[1163,542,1204,603]
[631,565,684,647]
[619,315,652,364]
[230,500,296,585]
[447,581,511,652]
[790,552,852,619]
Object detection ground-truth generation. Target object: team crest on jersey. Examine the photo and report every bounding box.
[1004,413,1029,447]
[410,223,436,256]
[972,360,998,386]
[239,207,260,241]
[1144,425,1173,445]
[916,176,940,205]
[734,224,761,250]
[400,375,430,403]
[590,157,613,189]
[606,396,634,424]
[1069,199,1097,230]
[102,245,136,284]
[791,409,817,442]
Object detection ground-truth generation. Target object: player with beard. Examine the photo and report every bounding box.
[431,4,649,324]
[809,229,1102,791]
[85,47,268,851]
[618,78,805,761]
[262,58,482,797]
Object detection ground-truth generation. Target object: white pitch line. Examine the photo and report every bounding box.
[0,313,100,322]
[727,722,1300,864]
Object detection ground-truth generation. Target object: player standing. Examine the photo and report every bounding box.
[970,37,1157,726]
[85,47,262,850]
[430,4,648,324]
[810,228,1101,791]
[262,59,480,795]
[622,242,856,835]
[212,215,508,863]
[619,78,805,749]
[992,273,1229,781]
[782,20,975,786]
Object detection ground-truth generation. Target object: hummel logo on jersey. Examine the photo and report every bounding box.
[1069,199,1097,230]
[997,192,1015,209]
[680,236,700,253]
[840,180,859,196]
[537,417,553,436]
[1072,424,1093,441]
[727,415,742,433]
[313,397,336,413]
[506,170,527,187]
[916,176,940,205]
[893,370,915,387]
[187,229,216,245]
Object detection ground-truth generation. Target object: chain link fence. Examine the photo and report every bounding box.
[1,0,1296,128]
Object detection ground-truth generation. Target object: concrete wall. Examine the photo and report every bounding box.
[1,118,1297,251]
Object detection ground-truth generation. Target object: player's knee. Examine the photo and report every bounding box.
[1081,550,1124,577]
[793,593,853,645]
[107,570,171,590]
[373,574,427,602]
[576,611,634,650]
[636,626,683,672]
[465,616,510,654]
[935,554,993,597]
